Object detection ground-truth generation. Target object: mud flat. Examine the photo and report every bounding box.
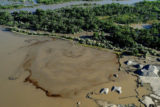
[0,26,151,107]
[20,39,119,97]
[0,27,72,107]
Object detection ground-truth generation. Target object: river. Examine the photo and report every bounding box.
[5,0,155,13]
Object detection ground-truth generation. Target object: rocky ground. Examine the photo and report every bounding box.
[120,54,160,107]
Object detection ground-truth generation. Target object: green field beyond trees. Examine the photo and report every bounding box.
[0,1,160,55]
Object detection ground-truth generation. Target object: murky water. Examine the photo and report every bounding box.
[0,26,116,107]
[0,27,149,107]
[0,27,76,107]
[19,39,118,98]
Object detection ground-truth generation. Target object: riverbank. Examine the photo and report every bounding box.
[8,26,160,56]
[1,1,160,57]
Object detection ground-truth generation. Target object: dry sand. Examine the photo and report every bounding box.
[0,27,150,107]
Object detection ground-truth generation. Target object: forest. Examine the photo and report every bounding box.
[0,1,160,55]
[0,4,30,9]
[37,0,75,4]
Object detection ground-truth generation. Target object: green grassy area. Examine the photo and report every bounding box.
[36,0,75,4]
[0,0,36,9]
[36,0,99,4]
[110,14,139,24]
[97,16,110,21]
[8,0,34,2]
[0,4,35,9]
[0,4,27,9]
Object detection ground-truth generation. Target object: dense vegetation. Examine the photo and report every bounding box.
[0,1,160,55]
[37,0,95,4]
[8,0,34,2]
[37,0,74,4]
[0,4,28,9]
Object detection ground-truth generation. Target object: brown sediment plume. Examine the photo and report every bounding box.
[21,37,55,50]
[24,69,62,97]
[22,57,62,97]
[28,40,50,47]
[19,39,118,99]
[10,37,150,106]
[3,27,150,107]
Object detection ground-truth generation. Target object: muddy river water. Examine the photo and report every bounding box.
[0,26,150,107]
[0,26,117,106]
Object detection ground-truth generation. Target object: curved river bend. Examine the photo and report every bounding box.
[8,0,155,13]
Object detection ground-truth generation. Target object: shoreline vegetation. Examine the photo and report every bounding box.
[8,26,160,56]
[3,0,129,5]
[0,4,25,9]
[4,0,101,5]
[36,0,128,4]
[36,0,101,4]
[0,4,35,9]
[1,1,160,56]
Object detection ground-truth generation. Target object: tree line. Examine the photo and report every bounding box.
[0,1,160,53]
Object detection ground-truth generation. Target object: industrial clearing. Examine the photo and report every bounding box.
[0,27,160,107]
